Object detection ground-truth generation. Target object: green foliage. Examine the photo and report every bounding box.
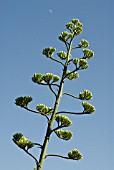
[13,133,34,150]
[55,115,72,127]
[68,149,83,160]
[15,96,32,108]
[79,90,93,100]
[82,102,95,114]
[55,130,73,140]
[36,104,53,115]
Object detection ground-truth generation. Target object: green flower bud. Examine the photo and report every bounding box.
[68,149,83,160]
[66,22,75,30]
[12,133,34,150]
[72,19,83,35]
[57,51,67,60]
[32,73,44,84]
[67,33,73,38]
[79,59,89,69]
[27,141,34,150]
[66,70,79,80]
[73,58,79,65]
[42,47,56,58]
[55,130,73,140]
[65,19,83,36]
[78,39,89,48]
[82,102,95,114]
[74,27,83,36]
[79,90,93,100]
[58,31,69,42]
[55,115,72,127]
[53,75,60,82]
[36,104,45,112]
[43,73,53,83]
[83,49,94,59]
[15,96,32,108]
[72,19,79,25]
[36,104,53,115]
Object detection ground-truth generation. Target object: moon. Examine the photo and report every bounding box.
[49,9,53,14]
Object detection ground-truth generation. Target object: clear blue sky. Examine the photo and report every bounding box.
[0,0,114,170]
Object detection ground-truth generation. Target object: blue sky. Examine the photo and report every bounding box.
[0,0,114,169]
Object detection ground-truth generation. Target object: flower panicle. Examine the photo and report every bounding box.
[12,133,34,150]
[55,130,73,140]
[15,96,32,108]
[68,149,83,160]
[32,73,60,84]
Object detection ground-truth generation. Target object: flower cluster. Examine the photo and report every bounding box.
[57,51,66,60]
[55,130,73,140]
[68,149,83,160]
[32,73,44,84]
[15,96,32,108]
[32,73,60,84]
[13,133,34,150]
[79,90,93,100]
[36,104,53,115]
[73,58,79,65]
[82,102,95,114]
[42,47,56,58]
[73,58,89,70]
[58,19,83,43]
[66,70,79,80]
[66,19,83,36]
[79,59,89,69]
[83,49,94,59]
[55,115,72,127]
[58,31,73,43]
[78,39,89,48]
[43,73,60,83]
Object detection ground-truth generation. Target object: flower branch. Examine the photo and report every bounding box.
[62,92,79,99]
[50,57,65,66]
[24,149,39,167]
[39,82,60,88]
[45,154,78,160]
[57,111,86,115]
[33,143,43,148]
[48,84,57,97]
[24,107,50,121]
[71,46,80,50]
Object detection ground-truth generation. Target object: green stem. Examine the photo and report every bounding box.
[45,154,78,160]
[37,38,73,170]
[62,92,79,99]
[37,75,64,170]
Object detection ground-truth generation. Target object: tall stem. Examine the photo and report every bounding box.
[37,39,73,170]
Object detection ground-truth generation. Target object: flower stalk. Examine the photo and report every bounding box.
[13,18,95,170]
